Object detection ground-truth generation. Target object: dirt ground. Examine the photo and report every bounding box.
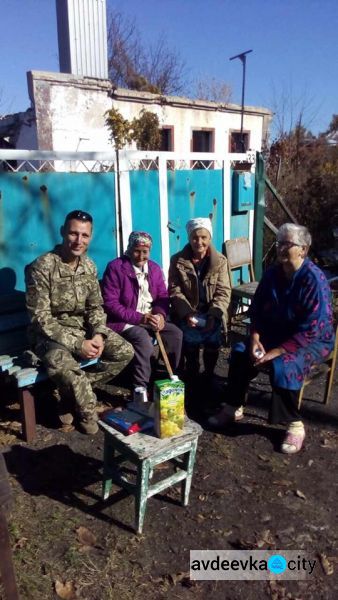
[1,334,338,600]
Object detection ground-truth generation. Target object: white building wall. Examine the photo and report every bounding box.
[26,71,271,154]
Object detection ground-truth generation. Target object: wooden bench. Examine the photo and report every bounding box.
[0,292,98,443]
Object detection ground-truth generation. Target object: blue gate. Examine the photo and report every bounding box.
[0,171,117,292]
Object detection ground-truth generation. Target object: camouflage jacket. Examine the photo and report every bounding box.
[25,245,109,354]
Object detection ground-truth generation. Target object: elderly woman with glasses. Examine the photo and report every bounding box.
[169,217,231,383]
[101,231,183,395]
[209,223,335,454]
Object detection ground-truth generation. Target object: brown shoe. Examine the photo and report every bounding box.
[79,420,99,435]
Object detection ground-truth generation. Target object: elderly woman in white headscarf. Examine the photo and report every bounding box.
[168,218,231,381]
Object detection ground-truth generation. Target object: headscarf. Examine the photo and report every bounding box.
[125,231,152,256]
[186,218,213,239]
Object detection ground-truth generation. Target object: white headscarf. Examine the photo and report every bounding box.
[186,218,213,239]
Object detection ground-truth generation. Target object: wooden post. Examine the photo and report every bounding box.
[0,455,19,600]
[253,151,266,280]
[19,388,36,443]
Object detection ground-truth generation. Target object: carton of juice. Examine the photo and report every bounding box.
[153,378,185,438]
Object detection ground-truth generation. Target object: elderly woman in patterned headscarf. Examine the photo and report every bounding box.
[169,218,231,383]
[102,231,183,394]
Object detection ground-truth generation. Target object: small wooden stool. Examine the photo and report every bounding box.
[99,418,202,534]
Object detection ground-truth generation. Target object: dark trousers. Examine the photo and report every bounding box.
[226,347,301,425]
[121,322,183,388]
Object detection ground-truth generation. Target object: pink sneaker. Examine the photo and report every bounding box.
[281,430,305,454]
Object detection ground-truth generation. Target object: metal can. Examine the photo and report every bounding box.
[133,386,148,403]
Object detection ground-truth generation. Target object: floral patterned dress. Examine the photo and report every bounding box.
[248,258,335,390]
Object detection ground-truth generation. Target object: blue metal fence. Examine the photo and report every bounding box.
[0,151,256,293]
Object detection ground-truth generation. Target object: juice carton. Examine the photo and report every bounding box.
[153,378,185,439]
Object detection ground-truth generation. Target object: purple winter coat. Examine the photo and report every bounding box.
[101,256,169,333]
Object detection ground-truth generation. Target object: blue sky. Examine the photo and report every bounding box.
[0,0,337,135]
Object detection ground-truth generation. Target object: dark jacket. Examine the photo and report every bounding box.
[168,244,231,321]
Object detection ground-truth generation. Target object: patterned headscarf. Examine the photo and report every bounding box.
[186,218,213,238]
[125,231,153,256]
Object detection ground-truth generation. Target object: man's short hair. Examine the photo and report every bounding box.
[64,210,93,227]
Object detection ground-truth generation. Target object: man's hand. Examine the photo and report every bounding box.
[92,334,105,356]
[80,334,104,359]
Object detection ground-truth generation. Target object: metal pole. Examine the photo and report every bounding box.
[230,49,253,152]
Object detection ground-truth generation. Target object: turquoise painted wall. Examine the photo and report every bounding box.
[129,170,162,265]
[167,169,224,256]
[230,172,251,284]
[0,172,117,292]
[0,167,254,294]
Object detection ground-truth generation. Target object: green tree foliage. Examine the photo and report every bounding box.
[265,120,338,252]
[105,108,134,150]
[105,108,161,151]
[132,110,161,150]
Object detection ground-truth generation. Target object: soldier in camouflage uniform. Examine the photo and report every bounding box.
[25,210,134,435]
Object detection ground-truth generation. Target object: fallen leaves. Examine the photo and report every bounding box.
[258,454,270,462]
[242,485,253,494]
[255,529,275,548]
[210,488,228,497]
[151,571,196,589]
[76,526,96,552]
[320,431,338,449]
[196,513,205,522]
[54,579,77,599]
[273,479,292,487]
[235,529,276,550]
[318,553,334,576]
[13,537,28,550]
[294,489,307,500]
[0,431,17,446]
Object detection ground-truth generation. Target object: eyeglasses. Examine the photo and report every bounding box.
[65,210,93,223]
[275,241,302,249]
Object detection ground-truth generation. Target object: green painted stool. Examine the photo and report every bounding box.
[98,418,202,534]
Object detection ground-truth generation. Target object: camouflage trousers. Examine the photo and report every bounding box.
[35,331,133,420]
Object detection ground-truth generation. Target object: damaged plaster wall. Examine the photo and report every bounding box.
[25,71,272,154]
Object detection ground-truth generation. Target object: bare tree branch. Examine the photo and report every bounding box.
[270,80,321,139]
[193,77,232,103]
[107,10,186,95]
